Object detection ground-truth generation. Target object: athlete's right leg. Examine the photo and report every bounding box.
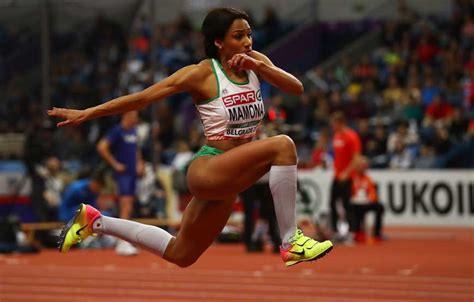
[188,135,298,246]
[187,135,333,266]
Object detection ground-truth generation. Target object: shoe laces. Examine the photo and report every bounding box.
[289,229,304,244]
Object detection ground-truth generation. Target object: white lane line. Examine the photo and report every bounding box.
[1,265,472,285]
[0,293,439,302]
[3,275,473,293]
[2,282,473,300]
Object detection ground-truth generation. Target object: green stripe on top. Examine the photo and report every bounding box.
[215,59,249,85]
[196,59,220,105]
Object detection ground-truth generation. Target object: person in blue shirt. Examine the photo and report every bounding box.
[59,172,105,223]
[97,111,143,255]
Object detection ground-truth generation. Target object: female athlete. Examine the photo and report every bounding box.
[48,7,333,267]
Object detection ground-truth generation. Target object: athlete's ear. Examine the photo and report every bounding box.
[214,40,223,50]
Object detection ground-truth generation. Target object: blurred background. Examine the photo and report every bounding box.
[0,0,473,301]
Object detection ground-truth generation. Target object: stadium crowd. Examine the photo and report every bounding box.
[0,3,472,171]
[304,0,474,169]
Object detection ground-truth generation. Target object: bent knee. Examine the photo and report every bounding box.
[274,134,297,163]
[276,134,296,149]
[173,255,199,268]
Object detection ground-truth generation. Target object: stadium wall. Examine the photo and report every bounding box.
[297,170,474,227]
[0,162,472,227]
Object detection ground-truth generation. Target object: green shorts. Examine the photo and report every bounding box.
[193,145,224,160]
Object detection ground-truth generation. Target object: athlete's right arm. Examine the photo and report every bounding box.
[47,65,203,127]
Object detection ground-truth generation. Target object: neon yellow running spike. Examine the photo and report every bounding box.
[280,229,333,267]
[58,203,101,253]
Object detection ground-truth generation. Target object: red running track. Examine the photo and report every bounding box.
[0,227,473,302]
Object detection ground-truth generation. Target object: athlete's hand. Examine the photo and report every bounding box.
[47,107,87,127]
[228,53,260,72]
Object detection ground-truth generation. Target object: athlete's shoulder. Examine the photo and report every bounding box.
[196,59,215,78]
[178,59,213,82]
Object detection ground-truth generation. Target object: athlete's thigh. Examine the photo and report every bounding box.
[166,197,235,262]
[188,136,285,198]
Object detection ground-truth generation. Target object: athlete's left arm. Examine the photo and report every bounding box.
[228,50,304,95]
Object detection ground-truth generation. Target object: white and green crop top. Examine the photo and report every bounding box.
[195,58,265,140]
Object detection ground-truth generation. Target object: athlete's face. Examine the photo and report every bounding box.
[217,19,252,58]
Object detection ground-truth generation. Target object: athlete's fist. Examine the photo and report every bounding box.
[47,107,87,127]
[227,53,260,72]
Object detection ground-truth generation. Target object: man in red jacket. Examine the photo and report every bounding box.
[329,111,362,239]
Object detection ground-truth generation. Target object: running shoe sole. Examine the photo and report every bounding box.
[57,205,83,252]
[285,245,334,267]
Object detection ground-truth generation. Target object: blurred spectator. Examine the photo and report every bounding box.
[155,102,176,148]
[36,157,68,220]
[449,108,469,141]
[267,95,287,124]
[334,56,352,87]
[387,120,418,153]
[350,156,385,243]
[424,94,454,126]
[311,96,331,130]
[359,80,382,116]
[431,126,453,156]
[461,14,474,49]
[366,123,390,168]
[346,85,369,120]
[356,118,373,155]
[136,162,166,219]
[171,139,194,172]
[240,174,280,253]
[309,129,332,169]
[23,119,54,222]
[421,76,441,106]
[383,75,405,105]
[389,139,414,169]
[307,67,329,93]
[97,111,142,256]
[353,55,377,82]
[463,57,474,113]
[402,91,424,122]
[328,90,346,115]
[292,93,315,130]
[59,170,105,222]
[413,144,436,169]
[329,112,361,238]
[416,35,438,64]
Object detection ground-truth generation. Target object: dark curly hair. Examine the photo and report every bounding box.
[201,8,250,59]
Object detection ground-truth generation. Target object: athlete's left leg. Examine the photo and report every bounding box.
[163,196,235,267]
[95,196,235,267]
